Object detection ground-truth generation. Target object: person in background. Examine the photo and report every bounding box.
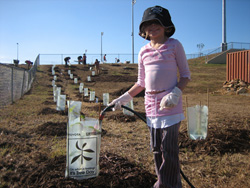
[103,54,107,63]
[25,60,33,70]
[109,5,191,188]
[64,57,71,67]
[77,56,82,64]
[83,54,87,65]
[94,59,100,75]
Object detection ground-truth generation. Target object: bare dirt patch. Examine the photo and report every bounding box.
[1,62,250,188]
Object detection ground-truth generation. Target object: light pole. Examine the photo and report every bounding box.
[101,32,104,62]
[197,43,205,57]
[132,0,136,64]
[17,43,19,60]
[222,0,227,51]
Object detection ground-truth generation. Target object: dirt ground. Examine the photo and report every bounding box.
[0,60,250,188]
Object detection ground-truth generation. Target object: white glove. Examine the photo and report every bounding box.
[109,92,133,111]
[160,87,182,110]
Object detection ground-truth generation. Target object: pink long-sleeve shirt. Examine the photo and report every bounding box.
[137,38,190,92]
[137,38,191,118]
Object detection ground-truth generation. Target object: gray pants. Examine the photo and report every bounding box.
[149,122,182,188]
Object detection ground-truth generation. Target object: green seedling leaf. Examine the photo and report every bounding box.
[87,126,101,133]
[69,121,82,127]
[80,114,85,120]
[69,105,76,113]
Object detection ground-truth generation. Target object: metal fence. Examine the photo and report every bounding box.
[39,53,137,65]
[186,42,250,60]
[227,50,250,83]
[0,55,39,108]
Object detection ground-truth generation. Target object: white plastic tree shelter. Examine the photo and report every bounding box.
[74,78,78,84]
[87,76,91,82]
[103,93,109,106]
[56,95,66,111]
[84,88,88,97]
[89,91,95,101]
[123,100,134,116]
[54,87,61,102]
[186,90,209,140]
[65,101,101,180]
[79,86,83,93]
[79,83,84,93]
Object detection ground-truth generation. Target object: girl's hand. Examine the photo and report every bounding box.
[108,92,133,111]
[160,87,182,110]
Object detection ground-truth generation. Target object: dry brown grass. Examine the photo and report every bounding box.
[0,60,250,188]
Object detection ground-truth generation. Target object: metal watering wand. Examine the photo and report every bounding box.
[99,104,196,188]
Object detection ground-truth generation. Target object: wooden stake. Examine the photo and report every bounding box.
[207,88,209,108]
[185,96,188,120]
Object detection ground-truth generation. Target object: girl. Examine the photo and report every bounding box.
[109,5,190,188]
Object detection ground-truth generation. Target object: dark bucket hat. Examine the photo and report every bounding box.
[139,5,175,40]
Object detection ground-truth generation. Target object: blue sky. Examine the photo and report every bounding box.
[0,0,250,64]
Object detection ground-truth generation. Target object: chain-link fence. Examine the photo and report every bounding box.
[0,55,39,108]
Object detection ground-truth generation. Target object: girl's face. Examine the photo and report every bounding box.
[143,20,165,40]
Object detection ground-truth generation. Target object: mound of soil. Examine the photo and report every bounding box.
[38,107,68,116]
[106,114,136,122]
[35,122,67,137]
[7,152,156,188]
[92,75,137,82]
[179,123,250,155]
[111,85,145,97]
[42,100,56,105]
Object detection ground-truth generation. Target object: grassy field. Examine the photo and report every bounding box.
[0,59,250,188]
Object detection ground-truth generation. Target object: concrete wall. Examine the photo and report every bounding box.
[206,49,242,64]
